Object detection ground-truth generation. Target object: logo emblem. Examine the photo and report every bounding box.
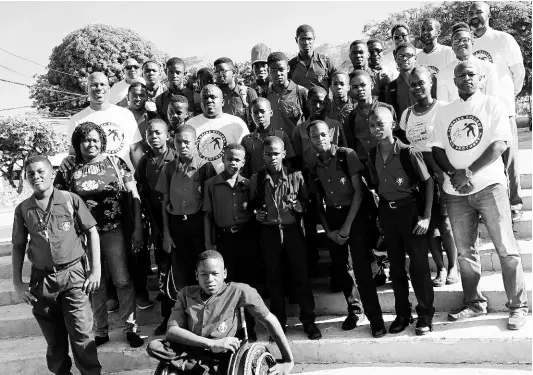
[198,185,202,193]
[340,177,346,185]
[473,50,493,63]
[101,122,125,155]
[196,130,227,161]
[242,202,248,210]
[61,222,71,231]
[217,321,228,333]
[447,115,484,151]
[396,177,404,186]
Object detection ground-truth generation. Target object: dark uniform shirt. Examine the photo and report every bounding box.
[147,82,167,102]
[203,173,253,229]
[345,100,397,162]
[12,188,96,269]
[240,127,295,178]
[326,97,355,130]
[249,167,308,226]
[291,117,347,169]
[368,139,430,202]
[289,52,337,91]
[310,145,364,207]
[221,84,258,131]
[156,87,195,125]
[168,282,270,339]
[266,81,308,135]
[340,64,390,102]
[155,154,216,216]
[250,79,271,99]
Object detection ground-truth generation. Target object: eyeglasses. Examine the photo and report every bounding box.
[125,65,140,70]
[214,69,232,76]
[452,37,472,45]
[396,53,415,60]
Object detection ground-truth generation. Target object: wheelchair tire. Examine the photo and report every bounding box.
[153,361,180,375]
[227,342,276,375]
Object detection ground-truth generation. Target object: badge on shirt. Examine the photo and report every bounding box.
[340,177,346,185]
[217,320,228,333]
[198,186,202,193]
[396,177,404,186]
[60,221,71,231]
[242,201,248,210]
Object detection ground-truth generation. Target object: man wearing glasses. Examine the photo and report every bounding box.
[381,23,421,81]
[367,39,393,103]
[109,58,145,107]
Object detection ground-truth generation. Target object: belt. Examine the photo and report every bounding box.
[219,224,245,234]
[34,257,82,274]
[174,212,200,221]
[327,205,350,210]
[381,195,416,209]
[263,223,296,229]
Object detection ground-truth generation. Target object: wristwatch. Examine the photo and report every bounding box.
[465,167,474,179]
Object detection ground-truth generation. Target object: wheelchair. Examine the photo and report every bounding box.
[153,308,276,375]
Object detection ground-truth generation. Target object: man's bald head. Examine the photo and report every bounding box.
[87,72,110,105]
[470,1,490,14]
[88,72,109,85]
[200,84,224,117]
[454,60,482,96]
[123,58,140,68]
[454,60,479,77]
[122,58,141,83]
[201,84,222,98]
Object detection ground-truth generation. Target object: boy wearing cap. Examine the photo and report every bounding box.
[250,43,272,98]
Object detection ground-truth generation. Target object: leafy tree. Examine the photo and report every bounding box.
[0,113,68,193]
[363,1,532,96]
[30,24,169,116]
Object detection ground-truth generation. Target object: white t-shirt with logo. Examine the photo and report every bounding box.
[67,104,143,170]
[186,113,249,173]
[416,44,455,76]
[399,100,447,152]
[472,27,523,115]
[428,92,511,195]
[436,56,498,105]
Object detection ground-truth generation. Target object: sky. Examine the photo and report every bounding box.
[0,0,428,115]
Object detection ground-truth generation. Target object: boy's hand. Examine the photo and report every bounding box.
[209,337,241,353]
[132,228,144,252]
[327,230,347,245]
[255,210,267,222]
[413,216,430,235]
[289,199,303,213]
[14,282,37,304]
[83,270,101,294]
[269,361,294,375]
[163,232,174,253]
[59,155,76,173]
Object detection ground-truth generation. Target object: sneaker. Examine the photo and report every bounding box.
[154,319,168,336]
[303,323,322,340]
[432,269,447,287]
[106,299,119,313]
[137,297,155,310]
[507,310,526,330]
[94,335,109,347]
[342,312,361,330]
[389,315,414,334]
[511,209,523,222]
[448,306,487,321]
[126,331,145,348]
[370,319,387,338]
[415,316,433,336]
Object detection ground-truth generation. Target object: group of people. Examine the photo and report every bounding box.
[10,2,530,375]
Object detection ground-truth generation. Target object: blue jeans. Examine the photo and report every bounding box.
[445,183,528,313]
[92,228,137,336]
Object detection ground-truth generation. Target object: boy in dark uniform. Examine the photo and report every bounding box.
[241,97,296,179]
[249,136,322,340]
[156,125,217,288]
[167,95,191,144]
[156,57,195,124]
[307,120,386,337]
[134,119,177,335]
[367,107,435,335]
[11,156,102,375]
[327,72,355,129]
[146,250,294,375]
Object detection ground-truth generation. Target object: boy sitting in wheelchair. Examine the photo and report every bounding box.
[147,250,294,375]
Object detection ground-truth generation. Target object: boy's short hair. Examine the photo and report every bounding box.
[166,57,185,69]
[367,38,383,47]
[197,67,214,79]
[451,22,472,38]
[308,86,328,100]
[331,71,349,82]
[262,136,284,152]
[142,60,161,70]
[391,22,410,37]
[196,250,224,269]
[267,52,288,65]
[422,18,441,32]
[395,42,416,54]
[71,121,107,159]
[250,97,271,109]
[174,124,196,139]
[306,119,328,136]
[25,155,52,172]
[296,24,314,37]
[350,69,372,83]
[127,81,147,94]
[349,39,367,50]
[214,57,234,70]
[223,143,245,155]
[169,94,189,107]
[146,118,168,132]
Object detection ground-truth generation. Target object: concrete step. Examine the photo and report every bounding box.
[0,313,530,374]
[480,210,531,240]
[523,189,532,210]
[1,272,531,339]
[0,240,12,257]
[0,256,31,279]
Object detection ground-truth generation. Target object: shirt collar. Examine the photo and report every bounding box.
[27,188,67,209]
[315,144,339,168]
[265,166,288,184]
[177,153,202,171]
[355,99,379,114]
[252,126,276,139]
[297,52,319,63]
[193,282,230,303]
[147,147,176,162]
[458,91,481,102]
[213,172,247,185]
[266,80,295,96]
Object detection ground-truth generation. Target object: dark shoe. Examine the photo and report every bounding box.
[126,331,145,348]
[389,315,414,334]
[374,271,387,287]
[341,312,360,331]
[448,306,487,321]
[137,297,155,310]
[95,335,109,347]
[303,323,322,340]
[106,299,119,313]
[154,319,168,336]
[432,269,447,287]
[370,320,387,338]
[507,310,526,330]
[415,316,433,336]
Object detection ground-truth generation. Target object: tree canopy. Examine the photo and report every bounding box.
[363,1,532,96]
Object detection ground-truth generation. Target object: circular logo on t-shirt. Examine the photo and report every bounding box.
[196,130,227,161]
[473,50,493,63]
[447,115,484,151]
[101,122,125,155]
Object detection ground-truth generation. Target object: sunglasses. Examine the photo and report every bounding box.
[125,65,140,70]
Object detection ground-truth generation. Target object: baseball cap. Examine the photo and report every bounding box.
[251,43,271,65]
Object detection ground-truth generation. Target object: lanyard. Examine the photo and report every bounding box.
[267,181,285,243]
[36,209,52,241]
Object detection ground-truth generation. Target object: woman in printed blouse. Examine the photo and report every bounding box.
[54,121,145,348]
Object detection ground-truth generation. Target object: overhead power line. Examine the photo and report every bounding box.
[0,63,35,79]
[0,77,87,97]
[0,46,79,78]
[0,96,87,112]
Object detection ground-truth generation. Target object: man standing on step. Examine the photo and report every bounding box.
[467,1,526,221]
[429,61,528,330]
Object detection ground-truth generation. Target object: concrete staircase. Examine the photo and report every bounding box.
[0,129,531,374]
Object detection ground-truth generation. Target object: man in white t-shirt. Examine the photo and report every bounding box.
[186,84,249,173]
[436,22,498,103]
[66,72,143,171]
[468,1,526,220]
[416,18,455,76]
[108,58,145,107]
[428,61,528,330]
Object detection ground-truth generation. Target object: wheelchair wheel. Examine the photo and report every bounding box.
[227,342,276,375]
[154,361,180,375]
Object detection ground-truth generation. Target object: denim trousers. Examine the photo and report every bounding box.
[502,116,523,209]
[445,183,528,313]
[31,260,101,375]
[92,228,137,336]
